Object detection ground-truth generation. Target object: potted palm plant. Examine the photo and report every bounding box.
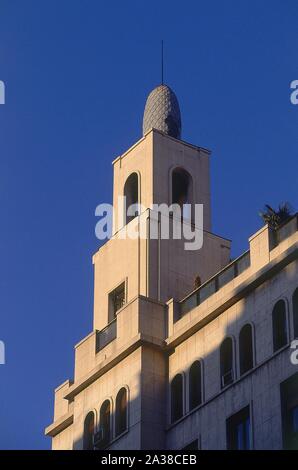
[259,203,293,247]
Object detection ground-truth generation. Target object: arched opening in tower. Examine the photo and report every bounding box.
[124,172,139,225]
[172,167,193,219]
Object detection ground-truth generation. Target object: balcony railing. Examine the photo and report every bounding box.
[179,250,251,320]
[179,215,298,321]
[96,318,117,353]
[221,369,234,388]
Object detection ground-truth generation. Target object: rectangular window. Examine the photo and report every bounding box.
[226,406,251,450]
[108,282,126,322]
[280,373,298,449]
[293,406,298,433]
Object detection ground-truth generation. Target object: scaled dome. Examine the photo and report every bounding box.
[142,84,182,139]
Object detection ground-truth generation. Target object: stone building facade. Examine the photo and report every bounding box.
[45,84,298,450]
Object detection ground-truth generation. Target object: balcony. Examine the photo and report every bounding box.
[179,214,298,321]
[179,250,251,319]
[96,318,117,353]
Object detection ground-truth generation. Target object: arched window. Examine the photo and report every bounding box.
[83,411,95,450]
[115,388,128,436]
[171,374,183,423]
[189,361,202,411]
[220,337,234,388]
[272,299,288,352]
[293,288,298,338]
[239,324,254,375]
[99,400,111,447]
[172,168,193,219]
[124,172,139,224]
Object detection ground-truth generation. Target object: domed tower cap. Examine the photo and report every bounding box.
[142,84,182,139]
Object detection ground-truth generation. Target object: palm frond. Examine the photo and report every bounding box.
[259,202,293,230]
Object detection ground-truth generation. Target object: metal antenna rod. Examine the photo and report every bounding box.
[161,40,164,85]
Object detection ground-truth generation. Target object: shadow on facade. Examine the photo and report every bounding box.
[65,266,298,451]
[166,269,298,450]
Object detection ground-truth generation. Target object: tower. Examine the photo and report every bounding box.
[45,83,231,450]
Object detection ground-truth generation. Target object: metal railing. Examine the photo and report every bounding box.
[179,251,251,319]
[96,318,117,353]
[221,369,234,388]
[179,215,298,321]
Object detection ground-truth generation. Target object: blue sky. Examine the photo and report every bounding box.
[0,0,297,449]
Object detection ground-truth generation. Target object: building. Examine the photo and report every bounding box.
[45,84,298,450]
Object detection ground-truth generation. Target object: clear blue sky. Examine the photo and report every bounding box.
[0,0,297,449]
